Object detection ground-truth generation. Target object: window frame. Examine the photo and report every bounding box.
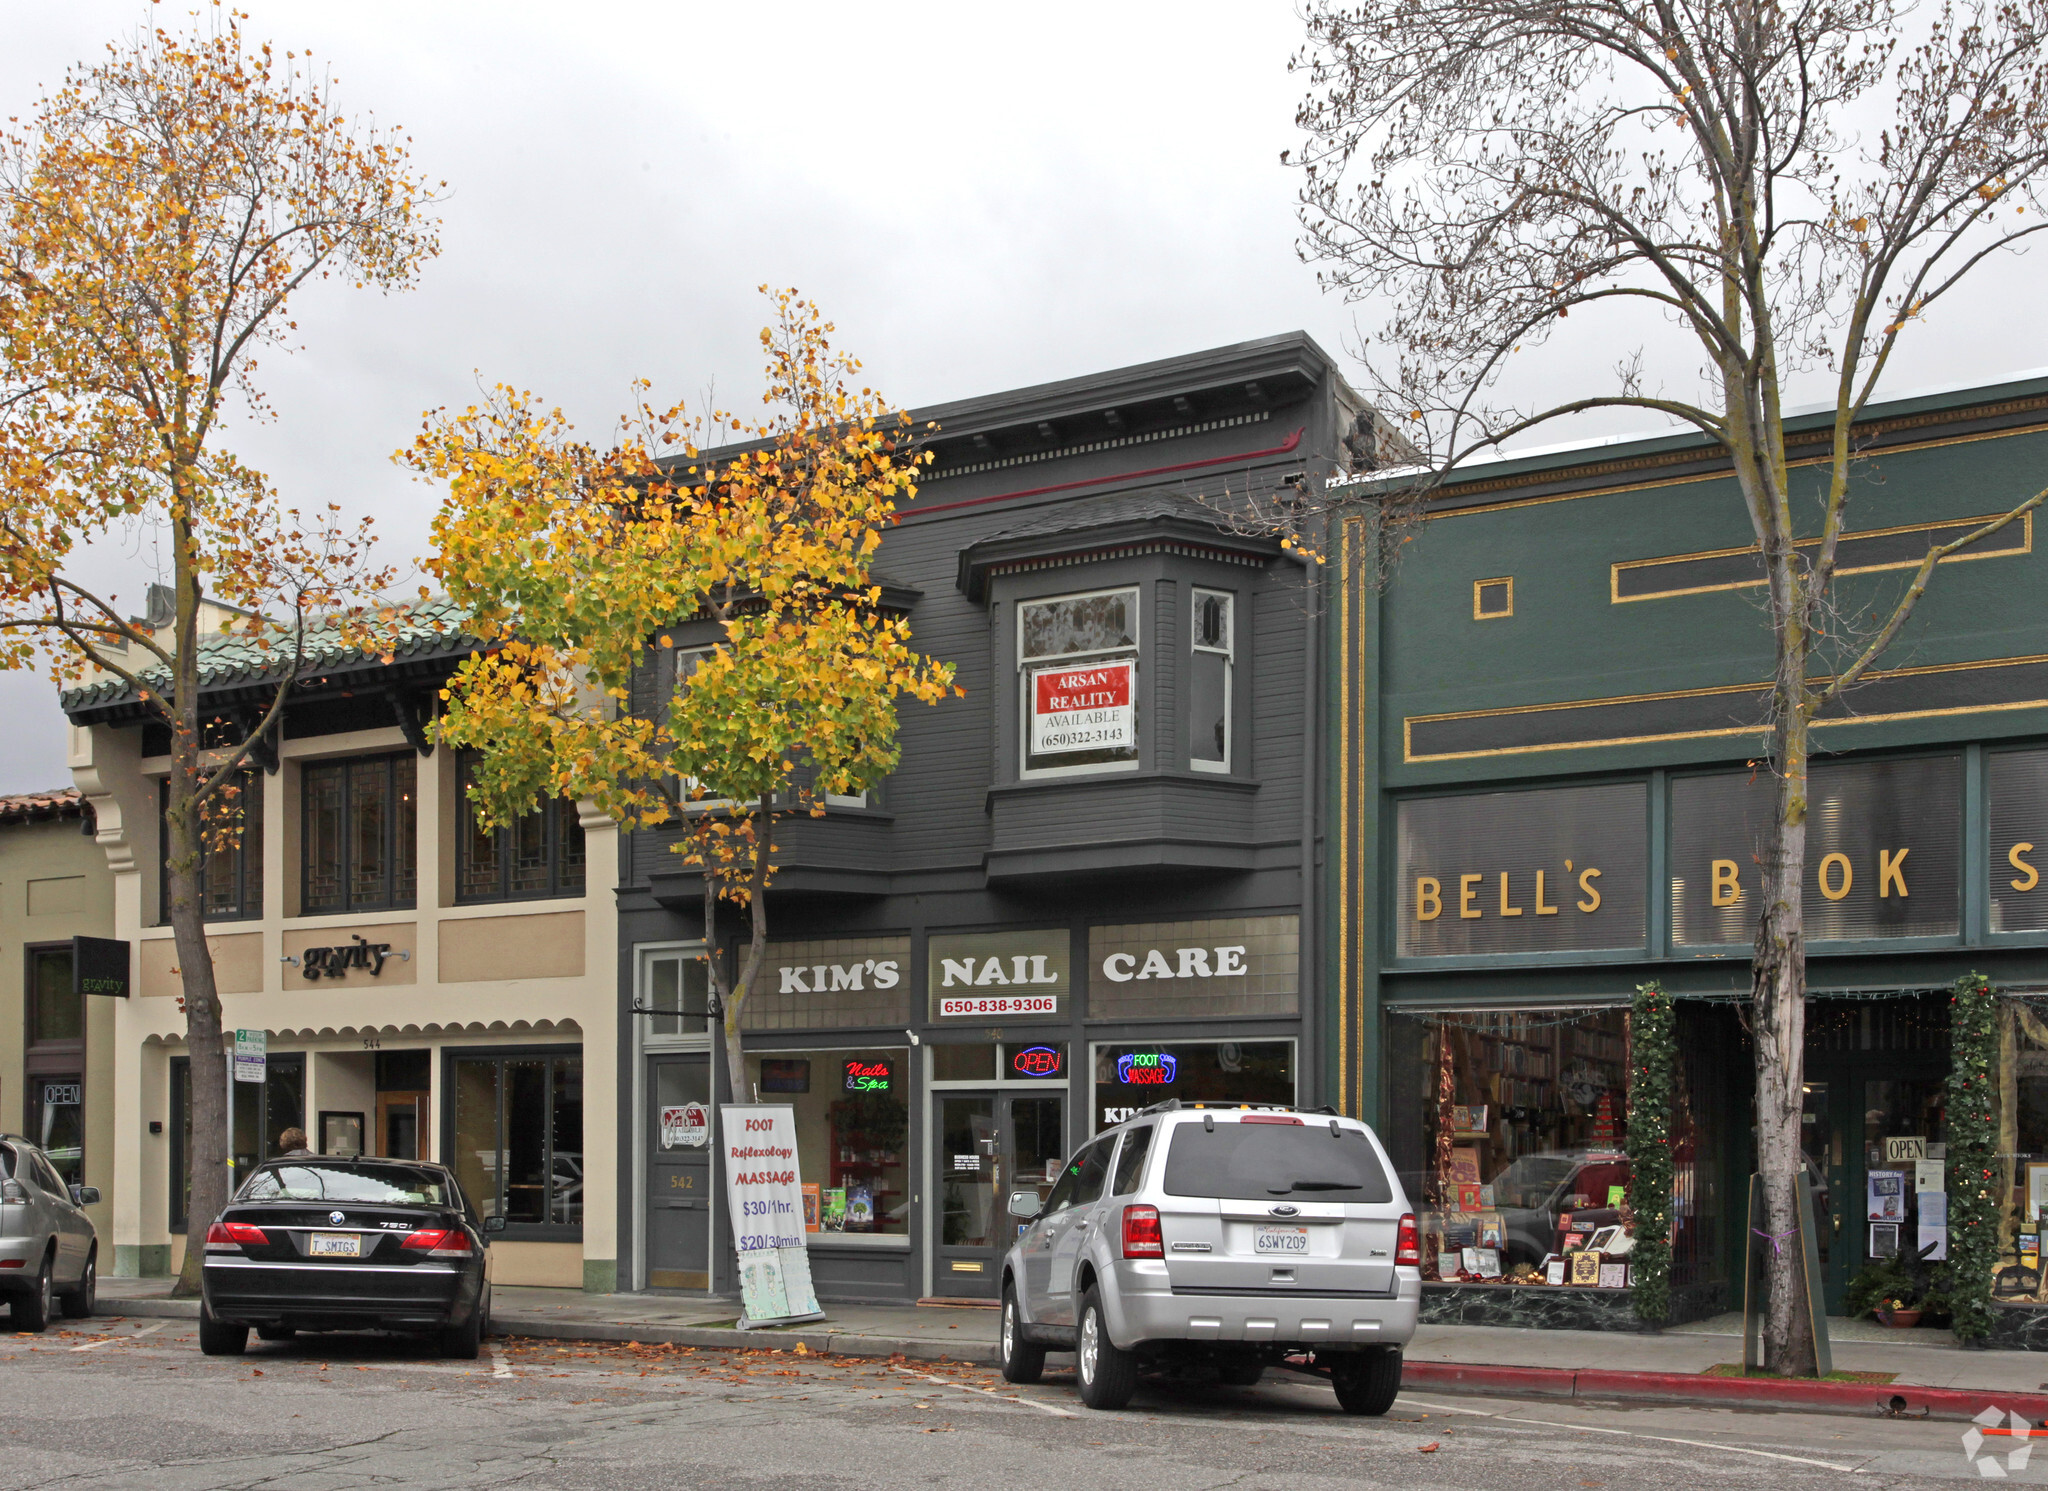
[454,750,587,905]
[1188,587,1235,774]
[300,752,418,916]
[1017,584,1142,781]
[440,1043,584,1242]
[158,770,265,924]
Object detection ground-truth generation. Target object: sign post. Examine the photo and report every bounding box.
[720,1104,824,1329]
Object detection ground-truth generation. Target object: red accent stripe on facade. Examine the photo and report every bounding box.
[900,426,1307,519]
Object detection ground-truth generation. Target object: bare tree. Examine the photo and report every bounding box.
[1289,0,2048,1372]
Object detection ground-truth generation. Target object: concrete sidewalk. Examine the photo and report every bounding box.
[95,1278,2048,1402]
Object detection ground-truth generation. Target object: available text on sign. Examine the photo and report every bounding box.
[720,1105,824,1329]
[1030,660,1134,756]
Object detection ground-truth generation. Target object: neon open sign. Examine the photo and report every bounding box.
[1011,1045,1063,1078]
[1116,1051,1177,1085]
[842,1059,893,1093]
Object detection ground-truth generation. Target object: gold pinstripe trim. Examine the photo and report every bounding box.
[1609,511,2034,603]
[1402,652,2048,764]
[1420,414,2048,523]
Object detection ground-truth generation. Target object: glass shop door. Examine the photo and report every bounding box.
[933,1092,1064,1298]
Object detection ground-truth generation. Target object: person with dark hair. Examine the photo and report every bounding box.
[276,1127,313,1157]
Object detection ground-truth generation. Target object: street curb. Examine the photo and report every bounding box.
[96,1295,999,1366]
[490,1311,1000,1366]
[1404,1361,2048,1422]
[103,1297,199,1320]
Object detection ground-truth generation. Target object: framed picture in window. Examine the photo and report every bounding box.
[320,1111,364,1158]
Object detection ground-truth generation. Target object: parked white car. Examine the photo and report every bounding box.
[997,1102,1419,1412]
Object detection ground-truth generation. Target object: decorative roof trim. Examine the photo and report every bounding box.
[926,412,1269,483]
[983,540,1268,585]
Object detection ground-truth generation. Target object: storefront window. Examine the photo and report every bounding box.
[449,1050,583,1231]
[1999,1002,2048,1304]
[1091,1039,1294,1131]
[25,945,85,1187]
[743,1048,909,1237]
[1388,1008,1633,1285]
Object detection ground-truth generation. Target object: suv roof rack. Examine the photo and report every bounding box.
[1132,1101,1326,1118]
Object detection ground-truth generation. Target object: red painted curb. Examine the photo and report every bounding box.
[1404,1361,2048,1422]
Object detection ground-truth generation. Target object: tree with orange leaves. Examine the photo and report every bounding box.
[407,290,959,1098]
[0,10,439,1291]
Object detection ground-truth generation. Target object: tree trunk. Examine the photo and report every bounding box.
[167,706,229,1295]
[1751,697,1815,1374]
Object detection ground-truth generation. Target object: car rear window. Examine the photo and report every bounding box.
[1162,1120,1394,1202]
[238,1162,452,1207]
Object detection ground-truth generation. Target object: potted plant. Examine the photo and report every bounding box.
[1844,1242,1953,1328]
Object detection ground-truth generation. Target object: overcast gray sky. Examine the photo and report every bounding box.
[3,1,2043,792]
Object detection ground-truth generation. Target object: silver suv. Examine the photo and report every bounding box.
[0,1134,99,1330]
[997,1102,1419,1412]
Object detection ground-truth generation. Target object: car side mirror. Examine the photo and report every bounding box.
[1007,1190,1042,1221]
[483,1214,508,1234]
[72,1185,100,1207]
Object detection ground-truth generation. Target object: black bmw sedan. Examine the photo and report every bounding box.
[199,1157,500,1358]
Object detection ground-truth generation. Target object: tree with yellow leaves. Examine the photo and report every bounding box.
[409,290,958,1097]
[0,10,439,1293]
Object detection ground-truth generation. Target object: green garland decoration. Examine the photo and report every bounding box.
[1947,973,2000,1344]
[1627,981,1676,1326]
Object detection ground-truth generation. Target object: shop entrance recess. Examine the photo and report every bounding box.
[1797,997,1950,1313]
[646,1052,715,1290]
[933,1090,1065,1299]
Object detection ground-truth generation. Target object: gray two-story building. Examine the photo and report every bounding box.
[613,334,1385,1303]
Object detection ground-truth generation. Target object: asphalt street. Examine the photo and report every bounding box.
[0,1318,2037,1490]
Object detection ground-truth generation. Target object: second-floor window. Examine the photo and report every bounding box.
[456,751,586,902]
[1189,589,1234,773]
[1019,586,1140,777]
[303,754,417,914]
[159,771,263,922]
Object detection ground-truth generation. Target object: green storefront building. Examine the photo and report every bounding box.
[1335,372,2048,1344]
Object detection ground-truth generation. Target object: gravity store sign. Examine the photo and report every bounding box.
[928,929,1070,1020]
[1029,659,1135,756]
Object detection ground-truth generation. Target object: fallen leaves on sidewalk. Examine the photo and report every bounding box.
[1417,1442,1440,1453]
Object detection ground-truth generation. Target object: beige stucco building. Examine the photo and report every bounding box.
[0,787,117,1246]
[64,604,620,1289]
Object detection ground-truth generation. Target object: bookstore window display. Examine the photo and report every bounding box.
[1390,1008,1636,1287]
[1996,1005,2048,1304]
[743,1049,910,1238]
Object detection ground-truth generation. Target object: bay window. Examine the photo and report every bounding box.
[1189,588,1233,772]
[1019,586,1139,777]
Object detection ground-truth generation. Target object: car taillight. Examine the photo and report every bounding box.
[1121,1204,1164,1259]
[1394,1212,1421,1267]
[205,1220,268,1252]
[401,1228,474,1258]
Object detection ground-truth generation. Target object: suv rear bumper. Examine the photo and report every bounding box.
[1107,1266,1421,1352]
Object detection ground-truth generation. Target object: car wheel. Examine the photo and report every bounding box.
[199,1303,249,1356]
[1075,1288,1137,1410]
[60,1248,96,1320]
[1215,1353,1264,1387]
[11,1254,53,1332]
[999,1284,1046,1385]
[256,1325,296,1342]
[1330,1347,1402,1415]
[440,1298,484,1360]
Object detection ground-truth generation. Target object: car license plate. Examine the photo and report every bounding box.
[1254,1224,1310,1255]
[309,1232,361,1258]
